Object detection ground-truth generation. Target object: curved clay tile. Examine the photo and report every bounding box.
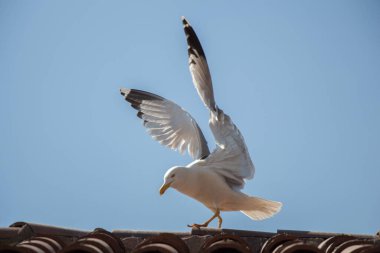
[61,229,125,253]
[332,239,374,253]
[199,233,251,253]
[0,236,65,253]
[92,228,125,253]
[272,241,323,253]
[260,233,298,253]
[318,235,357,253]
[10,222,89,238]
[0,246,28,253]
[361,245,380,253]
[132,233,189,253]
[30,236,65,252]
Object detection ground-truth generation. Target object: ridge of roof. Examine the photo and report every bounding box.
[277,229,375,239]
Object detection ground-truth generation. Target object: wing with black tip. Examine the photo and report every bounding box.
[182,17,216,112]
[120,88,210,160]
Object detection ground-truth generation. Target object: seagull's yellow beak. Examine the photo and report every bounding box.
[159,181,173,195]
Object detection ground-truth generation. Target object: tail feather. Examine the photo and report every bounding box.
[240,196,282,221]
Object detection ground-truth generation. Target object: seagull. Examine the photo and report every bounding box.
[120,17,282,228]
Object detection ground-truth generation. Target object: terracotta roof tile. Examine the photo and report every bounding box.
[260,233,298,253]
[133,233,189,253]
[318,235,357,253]
[272,240,323,253]
[10,222,89,238]
[61,229,124,253]
[200,233,251,253]
[0,222,379,253]
[0,228,20,239]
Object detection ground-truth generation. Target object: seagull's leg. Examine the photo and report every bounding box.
[217,213,223,229]
[188,209,220,229]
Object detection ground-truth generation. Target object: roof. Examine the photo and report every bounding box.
[0,222,379,253]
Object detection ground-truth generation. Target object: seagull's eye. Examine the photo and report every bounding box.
[171,174,175,178]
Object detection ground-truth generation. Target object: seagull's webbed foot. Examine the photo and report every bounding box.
[187,209,221,229]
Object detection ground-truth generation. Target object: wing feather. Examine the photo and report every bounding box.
[120,88,210,160]
[181,17,255,189]
[206,108,255,190]
[182,17,216,112]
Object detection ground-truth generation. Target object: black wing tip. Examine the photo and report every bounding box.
[120,88,164,101]
[181,17,207,60]
[120,88,140,108]
[120,88,131,96]
[181,16,189,25]
[137,111,144,119]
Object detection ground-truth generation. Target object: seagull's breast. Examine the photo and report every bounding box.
[174,168,242,211]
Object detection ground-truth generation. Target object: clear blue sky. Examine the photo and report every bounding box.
[1,1,379,234]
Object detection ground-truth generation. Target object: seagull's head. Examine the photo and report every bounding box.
[159,166,187,195]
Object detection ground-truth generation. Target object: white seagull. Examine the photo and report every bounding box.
[120,17,282,228]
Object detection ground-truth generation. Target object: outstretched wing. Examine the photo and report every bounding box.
[207,108,255,190]
[120,88,210,160]
[182,17,216,112]
[182,17,255,190]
